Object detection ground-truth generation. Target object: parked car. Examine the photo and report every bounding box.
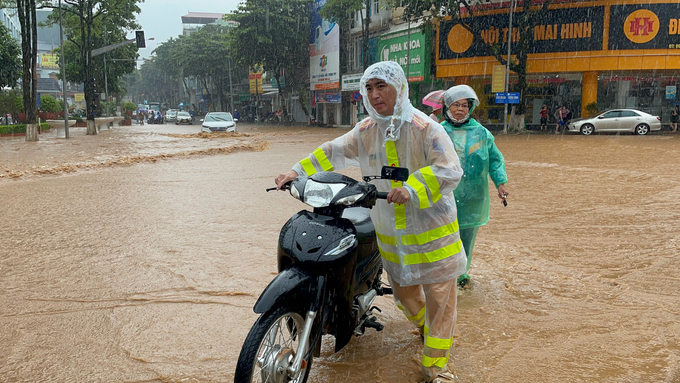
[567,109,661,135]
[165,109,177,122]
[200,112,236,132]
[175,111,193,125]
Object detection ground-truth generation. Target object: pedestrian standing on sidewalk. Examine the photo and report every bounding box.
[555,106,569,134]
[671,105,678,133]
[540,105,549,131]
[440,85,509,288]
[275,61,466,383]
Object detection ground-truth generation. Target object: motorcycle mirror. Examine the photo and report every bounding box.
[381,166,409,182]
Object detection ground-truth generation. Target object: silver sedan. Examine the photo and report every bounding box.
[567,109,662,135]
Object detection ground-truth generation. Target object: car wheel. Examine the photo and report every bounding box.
[580,124,594,135]
[635,124,649,135]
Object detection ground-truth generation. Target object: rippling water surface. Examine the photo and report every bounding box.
[1,126,679,382]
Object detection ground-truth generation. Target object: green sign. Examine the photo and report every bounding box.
[378,29,429,82]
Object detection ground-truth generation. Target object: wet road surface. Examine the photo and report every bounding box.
[1,125,679,382]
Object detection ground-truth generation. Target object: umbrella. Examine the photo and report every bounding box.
[422,90,446,109]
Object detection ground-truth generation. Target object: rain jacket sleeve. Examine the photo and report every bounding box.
[486,130,508,188]
[291,129,360,176]
[402,124,463,210]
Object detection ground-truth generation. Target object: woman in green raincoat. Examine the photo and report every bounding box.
[441,85,509,287]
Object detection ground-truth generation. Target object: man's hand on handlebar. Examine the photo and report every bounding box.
[386,187,411,205]
[275,170,299,190]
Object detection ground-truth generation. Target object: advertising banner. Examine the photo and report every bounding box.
[74,93,84,102]
[378,29,429,82]
[249,63,263,94]
[608,4,680,50]
[439,6,605,60]
[314,91,341,103]
[40,53,59,69]
[491,64,506,93]
[309,0,340,90]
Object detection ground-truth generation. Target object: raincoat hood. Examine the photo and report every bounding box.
[359,61,416,140]
[443,85,479,126]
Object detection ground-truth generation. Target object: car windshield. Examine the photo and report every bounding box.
[178,112,190,116]
[205,113,233,122]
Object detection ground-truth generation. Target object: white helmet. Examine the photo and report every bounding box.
[443,85,479,125]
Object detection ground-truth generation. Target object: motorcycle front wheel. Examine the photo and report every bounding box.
[234,306,313,383]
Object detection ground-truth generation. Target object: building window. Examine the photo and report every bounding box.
[373,0,379,15]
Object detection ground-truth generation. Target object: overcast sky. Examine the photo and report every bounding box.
[135,0,242,59]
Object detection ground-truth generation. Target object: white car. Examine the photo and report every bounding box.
[201,112,236,132]
[567,109,662,135]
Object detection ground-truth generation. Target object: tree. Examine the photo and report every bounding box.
[44,0,142,135]
[398,0,553,130]
[0,23,21,89]
[14,0,39,140]
[40,94,60,112]
[228,0,311,119]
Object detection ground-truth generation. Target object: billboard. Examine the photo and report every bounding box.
[378,29,429,82]
[41,53,59,69]
[608,4,680,50]
[439,7,605,59]
[309,0,340,90]
[249,63,263,94]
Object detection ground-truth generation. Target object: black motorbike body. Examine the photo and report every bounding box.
[235,168,405,383]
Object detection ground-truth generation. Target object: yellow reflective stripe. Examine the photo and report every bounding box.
[422,355,448,368]
[394,203,406,230]
[408,306,426,323]
[425,335,454,350]
[385,141,406,230]
[405,174,430,209]
[418,316,425,326]
[299,158,316,176]
[385,141,400,168]
[380,238,463,266]
[313,148,333,171]
[421,166,442,204]
[401,220,459,246]
[377,221,460,247]
[376,232,396,246]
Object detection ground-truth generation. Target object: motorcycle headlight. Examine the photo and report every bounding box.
[303,180,346,208]
[335,193,364,206]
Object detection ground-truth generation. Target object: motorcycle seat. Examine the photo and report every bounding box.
[341,207,375,241]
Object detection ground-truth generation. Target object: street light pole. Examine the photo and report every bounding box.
[104,25,109,117]
[59,0,69,138]
[503,0,515,134]
[228,58,234,113]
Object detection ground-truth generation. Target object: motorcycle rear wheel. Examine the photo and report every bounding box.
[234,306,313,383]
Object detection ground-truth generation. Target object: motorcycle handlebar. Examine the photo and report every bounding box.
[376,191,389,199]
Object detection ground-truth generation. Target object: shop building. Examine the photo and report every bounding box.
[436,0,680,124]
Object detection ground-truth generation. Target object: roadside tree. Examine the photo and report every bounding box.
[0,23,21,89]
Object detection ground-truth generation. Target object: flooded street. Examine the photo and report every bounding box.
[1,125,679,382]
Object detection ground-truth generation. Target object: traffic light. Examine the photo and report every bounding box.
[135,31,145,48]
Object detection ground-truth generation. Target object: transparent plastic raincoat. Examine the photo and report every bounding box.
[292,62,467,287]
[441,86,508,229]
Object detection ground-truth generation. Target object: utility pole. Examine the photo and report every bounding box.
[503,0,515,134]
[228,58,234,113]
[103,25,109,117]
[58,0,69,138]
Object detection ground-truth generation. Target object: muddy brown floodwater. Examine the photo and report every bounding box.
[1,125,679,383]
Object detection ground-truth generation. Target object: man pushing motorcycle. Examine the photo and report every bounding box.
[275,61,466,383]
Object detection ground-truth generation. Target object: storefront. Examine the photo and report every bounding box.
[436,0,680,124]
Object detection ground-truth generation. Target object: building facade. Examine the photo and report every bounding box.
[436,0,680,124]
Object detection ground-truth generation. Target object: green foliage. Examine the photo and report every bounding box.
[0,23,21,89]
[0,123,50,135]
[40,94,60,113]
[0,89,22,115]
[585,102,599,116]
[227,0,311,105]
[123,101,136,112]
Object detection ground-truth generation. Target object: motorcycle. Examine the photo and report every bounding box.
[234,166,409,383]
[147,114,163,125]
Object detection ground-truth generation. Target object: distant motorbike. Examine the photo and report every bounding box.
[147,114,163,124]
[234,166,410,383]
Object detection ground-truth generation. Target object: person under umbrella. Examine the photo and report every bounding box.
[423,90,446,122]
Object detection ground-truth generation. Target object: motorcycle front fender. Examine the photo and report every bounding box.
[253,268,323,314]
